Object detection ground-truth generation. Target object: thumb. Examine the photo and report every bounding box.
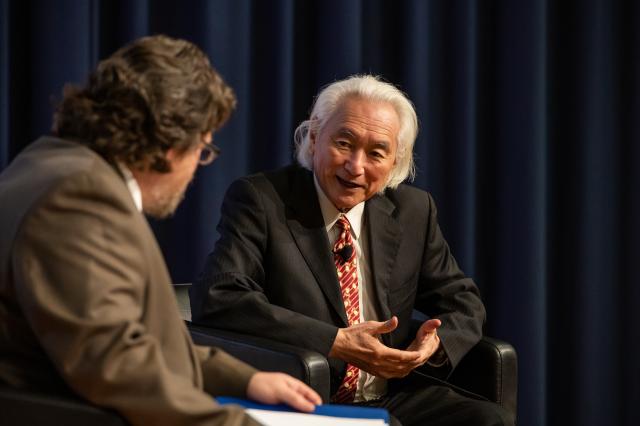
[417,318,441,339]
[373,316,399,335]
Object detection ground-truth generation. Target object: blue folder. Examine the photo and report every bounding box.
[217,396,390,424]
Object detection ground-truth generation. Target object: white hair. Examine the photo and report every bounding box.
[294,74,418,190]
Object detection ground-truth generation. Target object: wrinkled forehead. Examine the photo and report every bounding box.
[322,97,400,144]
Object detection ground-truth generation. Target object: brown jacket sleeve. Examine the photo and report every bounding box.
[12,170,260,426]
[195,345,257,396]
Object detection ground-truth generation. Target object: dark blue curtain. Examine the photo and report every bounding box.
[1,1,638,425]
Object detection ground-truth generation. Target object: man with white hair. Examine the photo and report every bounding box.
[191,75,512,425]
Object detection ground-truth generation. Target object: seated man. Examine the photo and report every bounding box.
[191,75,513,425]
[0,35,320,426]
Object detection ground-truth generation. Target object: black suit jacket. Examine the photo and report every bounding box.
[191,165,485,391]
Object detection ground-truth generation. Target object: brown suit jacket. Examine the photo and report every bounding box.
[0,137,260,425]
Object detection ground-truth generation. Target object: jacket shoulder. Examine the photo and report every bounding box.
[385,183,434,209]
[244,164,310,186]
[227,164,312,200]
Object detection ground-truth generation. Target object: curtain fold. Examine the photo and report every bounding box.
[1,1,638,425]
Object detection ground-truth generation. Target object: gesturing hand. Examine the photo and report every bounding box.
[246,372,322,412]
[329,316,425,379]
[406,318,442,364]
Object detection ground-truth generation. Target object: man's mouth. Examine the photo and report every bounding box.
[336,176,363,189]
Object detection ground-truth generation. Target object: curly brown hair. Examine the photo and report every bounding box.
[53,35,236,173]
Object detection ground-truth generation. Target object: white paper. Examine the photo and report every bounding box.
[246,408,387,426]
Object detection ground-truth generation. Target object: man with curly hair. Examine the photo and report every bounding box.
[0,35,320,425]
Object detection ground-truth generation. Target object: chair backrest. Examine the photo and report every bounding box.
[173,282,192,322]
[0,385,127,426]
[175,282,331,400]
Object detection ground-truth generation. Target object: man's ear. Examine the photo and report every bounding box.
[157,148,180,174]
[309,120,319,155]
[309,130,316,154]
[165,148,179,161]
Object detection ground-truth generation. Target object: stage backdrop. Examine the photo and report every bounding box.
[1,1,638,425]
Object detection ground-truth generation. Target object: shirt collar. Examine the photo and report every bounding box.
[117,163,143,212]
[313,175,365,240]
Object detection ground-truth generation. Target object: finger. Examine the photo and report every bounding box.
[284,392,316,412]
[372,316,399,335]
[416,318,441,339]
[421,318,441,332]
[280,381,318,412]
[373,362,421,379]
[290,378,323,406]
[352,348,420,375]
[375,345,422,364]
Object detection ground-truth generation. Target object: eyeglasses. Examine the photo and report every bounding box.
[199,140,221,165]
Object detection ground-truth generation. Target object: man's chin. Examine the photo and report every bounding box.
[331,195,362,212]
[145,208,175,220]
[143,191,185,219]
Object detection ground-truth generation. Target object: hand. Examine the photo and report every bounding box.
[406,318,442,365]
[246,372,322,412]
[328,316,424,379]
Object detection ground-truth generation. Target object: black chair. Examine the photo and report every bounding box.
[177,284,518,422]
[0,385,126,426]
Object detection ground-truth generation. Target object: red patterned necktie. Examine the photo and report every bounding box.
[332,216,360,403]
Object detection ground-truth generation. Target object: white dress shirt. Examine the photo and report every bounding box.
[117,163,143,213]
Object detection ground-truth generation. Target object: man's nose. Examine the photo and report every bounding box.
[344,151,365,176]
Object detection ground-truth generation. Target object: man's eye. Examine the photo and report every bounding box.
[370,151,385,159]
[335,140,350,148]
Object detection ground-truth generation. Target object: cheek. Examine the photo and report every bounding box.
[369,166,392,189]
[314,150,333,172]
[181,154,200,181]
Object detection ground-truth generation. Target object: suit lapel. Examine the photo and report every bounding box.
[366,194,402,346]
[285,169,349,326]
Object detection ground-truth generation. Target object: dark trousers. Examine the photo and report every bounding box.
[356,374,514,426]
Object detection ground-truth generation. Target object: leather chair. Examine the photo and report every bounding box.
[0,385,126,426]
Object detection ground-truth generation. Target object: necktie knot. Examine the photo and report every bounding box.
[333,216,354,262]
[336,216,351,233]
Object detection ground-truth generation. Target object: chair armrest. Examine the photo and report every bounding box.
[187,323,331,402]
[447,336,518,421]
[0,385,126,426]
